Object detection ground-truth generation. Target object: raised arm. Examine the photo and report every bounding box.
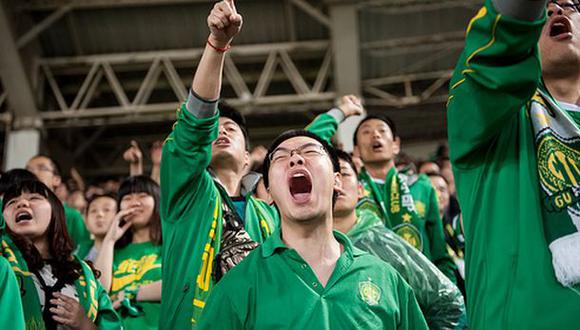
[160,0,242,222]
[305,95,364,143]
[447,0,548,166]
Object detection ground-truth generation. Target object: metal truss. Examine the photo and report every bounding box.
[35,40,336,127]
[363,70,453,108]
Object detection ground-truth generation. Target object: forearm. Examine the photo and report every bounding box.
[93,241,115,292]
[129,162,143,177]
[136,281,162,302]
[492,0,547,20]
[150,164,160,185]
[191,39,226,109]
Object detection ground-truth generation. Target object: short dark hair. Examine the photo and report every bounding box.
[353,115,397,146]
[334,149,359,176]
[219,101,250,150]
[427,172,449,185]
[86,193,118,215]
[0,169,37,195]
[262,130,340,188]
[116,176,162,248]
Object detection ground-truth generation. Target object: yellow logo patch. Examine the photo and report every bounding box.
[359,279,381,306]
[394,223,423,251]
[537,136,580,194]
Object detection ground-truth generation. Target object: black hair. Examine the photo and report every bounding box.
[0,169,37,195]
[262,130,340,188]
[86,193,118,215]
[219,101,250,150]
[334,149,359,176]
[116,176,162,249]
[427,172,449,185]
[263,130,340,207]
[2,180,82,284]
[352,115,397,146]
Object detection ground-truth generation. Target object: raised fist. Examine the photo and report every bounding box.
[123,140,142,164]
[337,95,364,118]
[207,0,242,48]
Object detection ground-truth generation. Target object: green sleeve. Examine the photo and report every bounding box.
[305,112,340,144]
[0,257,25,330]
[197,283,244,330]
[425,184,457,283]
[396,275,429,330]
[447,0,545,167]
[64,205,91,247]
[160,102,219,223]
[95,280,123,329]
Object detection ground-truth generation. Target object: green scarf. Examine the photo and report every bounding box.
[191,186,276,325]
[530,85,580,287]
[0,236,101,330]
[358,166,425,251]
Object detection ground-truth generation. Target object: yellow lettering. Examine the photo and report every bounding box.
[556,151,578,186]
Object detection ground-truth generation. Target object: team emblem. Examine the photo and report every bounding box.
[394,223,423,251]
[359,279,381,306]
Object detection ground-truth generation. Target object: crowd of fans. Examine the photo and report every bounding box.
[0,0,579,329]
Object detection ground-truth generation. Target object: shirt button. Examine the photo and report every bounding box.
[312,282,318,288]
[301,264,307,269]
[183,284,190,292]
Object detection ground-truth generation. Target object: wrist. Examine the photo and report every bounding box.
[207,34,231,50]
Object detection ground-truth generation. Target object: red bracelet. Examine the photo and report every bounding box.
[207,38,231,52]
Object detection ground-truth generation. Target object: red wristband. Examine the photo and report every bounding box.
[207,38,231,52]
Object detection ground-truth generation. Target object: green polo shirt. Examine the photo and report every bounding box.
[198,230,428,329]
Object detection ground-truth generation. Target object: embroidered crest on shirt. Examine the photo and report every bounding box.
[359,278,381,306]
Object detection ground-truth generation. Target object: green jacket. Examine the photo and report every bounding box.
[306,112,456,282]
[349,210,466,330]
[0,256,25,330]
[160,100,279,329]
[198,230,428,329]
[447,1,580,328]
[64,203,91,249]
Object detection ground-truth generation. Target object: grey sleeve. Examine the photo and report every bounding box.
[185,89,219,118]
[327,108,346,123]
[492,0,548,21]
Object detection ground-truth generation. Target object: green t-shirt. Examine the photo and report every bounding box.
[198,230,428,329]
[160,101,280,329]
[64,204,91,248]
[0,257,25,330]
[349,210,466,329]
[111,241,162,330]
[447,1,580,328]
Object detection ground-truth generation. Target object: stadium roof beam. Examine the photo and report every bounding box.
[34,40,336,127]
[0,0,40,127]
[15,0,213,11]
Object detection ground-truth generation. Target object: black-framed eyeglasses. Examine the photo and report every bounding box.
[549,0,580,13]
[269,143,326,163]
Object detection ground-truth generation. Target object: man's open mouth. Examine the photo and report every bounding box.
[214,136,231,147]
[372,141,383,152]
[15,211,33,223]
[549,16,573,40]
[289,170,313,203]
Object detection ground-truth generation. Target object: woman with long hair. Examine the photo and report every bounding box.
[1,179,122,329]
[94,175,162,330]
